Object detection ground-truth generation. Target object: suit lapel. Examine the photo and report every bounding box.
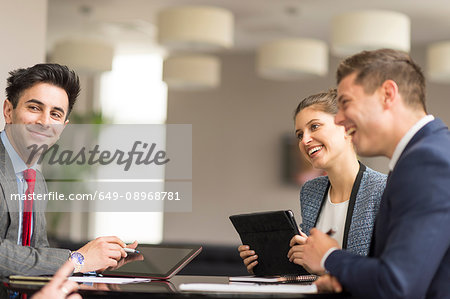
[400,119,445,163]
[369,120,446,256]
[0,139,21,241]
[342,162,366,249]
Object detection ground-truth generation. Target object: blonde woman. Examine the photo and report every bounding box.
[239,89,386,274]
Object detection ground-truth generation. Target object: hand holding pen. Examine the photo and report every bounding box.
[288,228,334,263]
[288,228,340,275]
[290,228,334,248]
[122,240,139,256]
[325,229,336,237]
[124,248,140,254]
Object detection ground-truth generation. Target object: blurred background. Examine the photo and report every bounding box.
[1,1,450,273]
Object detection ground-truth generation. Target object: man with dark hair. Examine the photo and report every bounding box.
[1,63,135,276]
[6,64,80,119]
[291,49,450,298]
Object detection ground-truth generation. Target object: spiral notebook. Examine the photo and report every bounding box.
[229,275,318,284]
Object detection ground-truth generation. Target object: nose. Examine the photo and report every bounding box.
[36,112,51,127]
[301,131,312,146]
[335,109,345,126]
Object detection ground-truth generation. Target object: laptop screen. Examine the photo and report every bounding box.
[102,244,202,279]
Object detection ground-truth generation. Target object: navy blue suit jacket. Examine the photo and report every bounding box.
[325,118,450,299]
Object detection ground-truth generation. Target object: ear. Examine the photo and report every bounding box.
[61,119,69,137]
[3,99,13,124]
[380,80,399,109]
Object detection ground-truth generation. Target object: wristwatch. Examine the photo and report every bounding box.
[69,251,85,273]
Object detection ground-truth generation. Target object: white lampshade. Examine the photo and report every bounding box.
[163,55,220,90]
[257,38,328,80]
[332,10,410,57]
[157,6,233,51]
[51,40,114,73]
[427,41,450,83]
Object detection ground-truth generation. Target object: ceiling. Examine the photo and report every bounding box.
[47,0,450,56]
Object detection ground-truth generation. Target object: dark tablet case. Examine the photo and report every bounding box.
[230,210,309,276]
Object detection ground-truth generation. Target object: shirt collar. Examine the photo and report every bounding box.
[1,130,36,175]
[388,115,434,171]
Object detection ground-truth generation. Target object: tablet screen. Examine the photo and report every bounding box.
[102,244,202,279]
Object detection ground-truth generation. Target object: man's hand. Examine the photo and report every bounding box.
[124,240,139,251]
[75,236,128,273]
[314,274,343,293]
[107,240,144,271]
[238,245,258,274]
[287,228,339,274]
[31,261,81,299]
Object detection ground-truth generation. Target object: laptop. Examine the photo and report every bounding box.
[102,244,202,280]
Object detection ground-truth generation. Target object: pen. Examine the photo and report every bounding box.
[326,229,336,237]
[124,248,140,254]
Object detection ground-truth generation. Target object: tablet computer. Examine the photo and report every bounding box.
[230,210,308,276]
[102,244,202,280]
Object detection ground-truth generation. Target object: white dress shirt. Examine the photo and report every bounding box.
[316,188,349,248]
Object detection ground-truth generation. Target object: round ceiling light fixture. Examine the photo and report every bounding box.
[157,6,233,51]
[331,10,410,57]
[257,38,328,80]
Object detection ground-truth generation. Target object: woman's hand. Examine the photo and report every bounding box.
[287,232,308,265]
[238,245,258,274]
[287,230,325,275]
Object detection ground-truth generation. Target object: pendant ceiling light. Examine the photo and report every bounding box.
[427,41,450,83]
[51,39,114,73]
[331,10,410,57]
[256,38,328,80]
[157,6,233,51]
[163,55,220,90]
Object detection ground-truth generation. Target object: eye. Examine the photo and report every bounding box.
[28,105,39,111]
[339,99,349,108]
[310,123,320,131]
[51,112,63,119]
[296,132,303,141]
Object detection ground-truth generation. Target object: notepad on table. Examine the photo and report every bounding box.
[229,274,318,284]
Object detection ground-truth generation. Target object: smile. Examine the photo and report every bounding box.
[27,129,53,138]
[346,127,356,136]
[308,146,323,156]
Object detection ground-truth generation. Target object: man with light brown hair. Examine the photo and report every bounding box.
[290,49,450,298]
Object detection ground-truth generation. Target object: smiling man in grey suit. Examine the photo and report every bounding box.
[0,64,136,276]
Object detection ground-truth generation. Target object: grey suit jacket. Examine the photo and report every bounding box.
[0,138,70,276]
